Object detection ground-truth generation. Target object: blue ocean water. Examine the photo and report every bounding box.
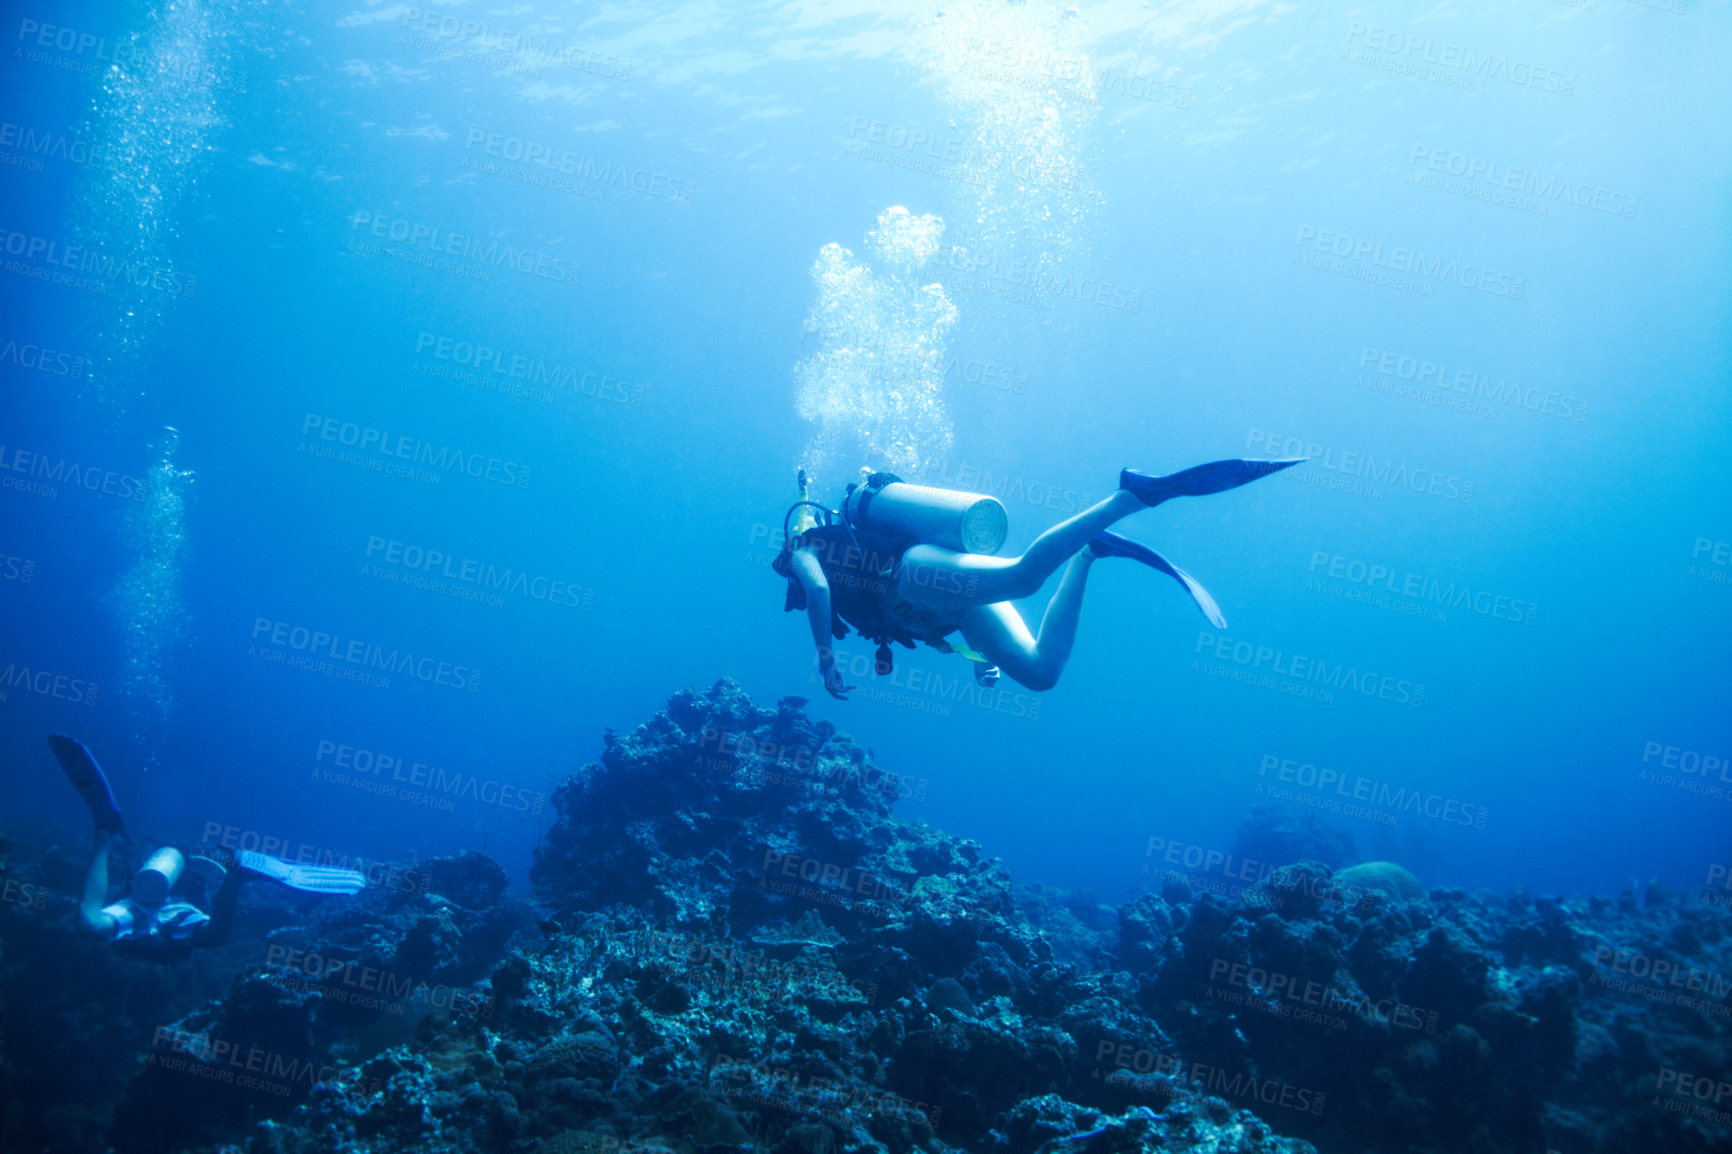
[2,0,1729,934]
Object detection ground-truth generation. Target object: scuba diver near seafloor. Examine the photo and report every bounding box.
[773,458,1304,698]
[50,734,366,956]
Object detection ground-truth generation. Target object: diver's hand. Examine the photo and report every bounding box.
[820,658,855,700]
[974,663,1001,688]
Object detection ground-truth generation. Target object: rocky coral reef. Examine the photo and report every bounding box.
[215,681,1309,1154]
[102,850,541,1154]
[5,681,1729,1154]
[1124,863,1732,1153]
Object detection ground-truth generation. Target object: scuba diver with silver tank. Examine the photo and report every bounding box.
[774,457,1303,697]
[50,734,366,956]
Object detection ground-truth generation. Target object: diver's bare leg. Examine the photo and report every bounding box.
[956,552,1095,691]
[195,864,245,948]
[899,491,1140,610]
[80,830,115,935]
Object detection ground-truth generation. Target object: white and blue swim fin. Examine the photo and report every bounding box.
[49,734,126,836]
[238,851,367,895]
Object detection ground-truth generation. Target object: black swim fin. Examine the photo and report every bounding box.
[1089,531,1228,628]
[1120,457,1304,508]
[48,734,125,836]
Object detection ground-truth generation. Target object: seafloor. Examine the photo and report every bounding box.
[2,681,1728,1154]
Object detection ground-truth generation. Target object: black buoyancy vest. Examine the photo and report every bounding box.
[782,524,958,653]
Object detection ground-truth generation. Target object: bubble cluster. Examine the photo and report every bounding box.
[904,0,1101,264]
[867,204,947,273]
[794,207,958,482]
[75,0,241,400]
[112,427,193,735]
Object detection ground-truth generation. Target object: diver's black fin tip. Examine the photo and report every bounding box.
[1122,457,1300,505]
[47,735,125,836]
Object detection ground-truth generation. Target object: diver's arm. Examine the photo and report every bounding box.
[790,548,852,698]
[789,548,833,655]
[79,830,119,937]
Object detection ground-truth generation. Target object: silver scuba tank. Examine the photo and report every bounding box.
[131,845,186,908]
[844,480,1009,554]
